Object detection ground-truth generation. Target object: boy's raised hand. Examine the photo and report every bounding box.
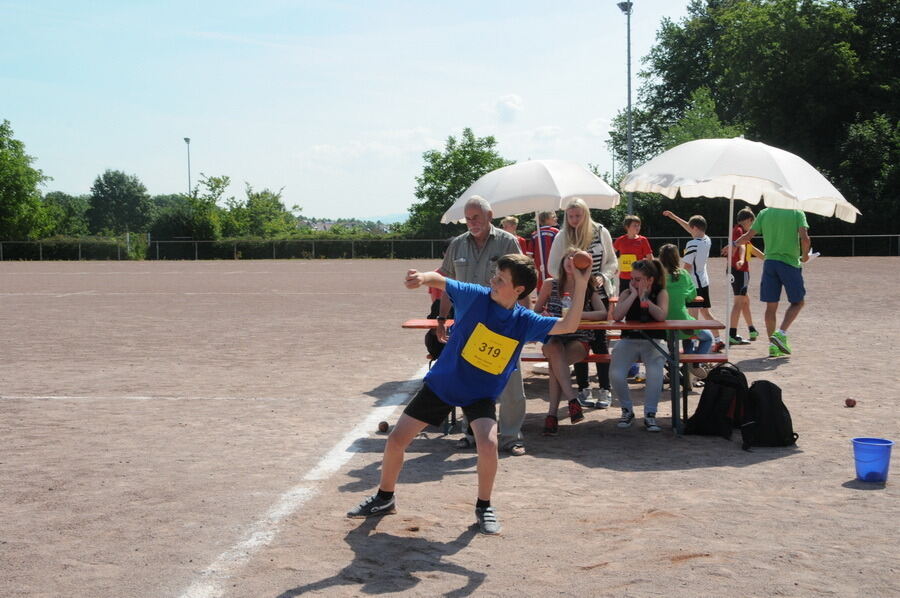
[662,210,674,219]
[405,269,425,289]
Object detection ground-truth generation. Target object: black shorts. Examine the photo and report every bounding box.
[403,384,497,427]
[730,270,749,296]
[694,285,711,308]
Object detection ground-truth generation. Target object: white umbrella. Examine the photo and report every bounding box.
[442,159,620,223]
[621,137,860,222]
[621,137,860,352]
[441,159,620,279]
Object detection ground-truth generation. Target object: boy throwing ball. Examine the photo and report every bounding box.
[348,254,590,534]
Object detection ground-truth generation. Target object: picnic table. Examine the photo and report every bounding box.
[402,318,726,434]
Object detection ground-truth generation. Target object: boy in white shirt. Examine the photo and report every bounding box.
[663,211,723,349]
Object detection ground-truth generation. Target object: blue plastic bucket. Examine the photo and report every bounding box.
[851,438,894,483]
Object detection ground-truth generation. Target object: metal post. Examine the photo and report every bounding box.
[184,137,192,196]
[195,241,198,260]
[617,1,634,215]
[78,243,82,261]
[39,242,43,261]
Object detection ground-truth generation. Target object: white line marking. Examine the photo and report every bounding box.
[177,364,429,598]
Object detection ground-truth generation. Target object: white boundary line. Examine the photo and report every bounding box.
[177,364,429,598]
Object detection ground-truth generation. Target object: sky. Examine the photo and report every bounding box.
[2,1,690,221]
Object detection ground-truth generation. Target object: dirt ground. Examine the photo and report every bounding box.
[1,257,897,598]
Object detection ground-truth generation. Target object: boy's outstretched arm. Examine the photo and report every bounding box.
[662,210,692,234]
[405,269,446,291]
[548,258,590,335]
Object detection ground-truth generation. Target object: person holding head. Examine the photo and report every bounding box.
[500,216,529,254]
[437,196,530,456]
[348,254,591,534]
[533,247,608,435]
[722,208,764,344]
[610,258,669,432]
[527,210,560,290]
[546,198,618,408]
[662,211,723,348]
[731,207,810,357]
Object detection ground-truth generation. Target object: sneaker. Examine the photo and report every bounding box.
[748,330,759,341]
[712,340,726,353]
[617,408,635,428]
[644,413,661,432]
[691,364,709,380]
[633,375,646,384]
[627,363,640,378]
[475,506,501,535]
[568,399,585,423]
[729,335,751,345]
[770,331,792,354]
[574,388,594,408]
[768,343,786,358]
[595,388,612,409]
[542,415,559,436]
[347,493,396,518]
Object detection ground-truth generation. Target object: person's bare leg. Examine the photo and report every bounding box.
[739,296,755,329]
[729,296,743,329]
[543,341,565,414]
[470,417,499,501]
[765,302,779,338]
[779,301,804,332]
[379,413,428,492]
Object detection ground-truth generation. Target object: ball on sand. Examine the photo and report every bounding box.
[845,398,856,408]
[572,250,592,271]
[378,421,390,433]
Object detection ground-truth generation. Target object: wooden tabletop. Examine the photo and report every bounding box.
[402,318,724,331]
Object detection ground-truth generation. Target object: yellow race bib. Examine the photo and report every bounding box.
[619,253,637,273]
[460,322,519,375]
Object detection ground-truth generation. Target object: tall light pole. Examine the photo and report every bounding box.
[617,1,634,215]
[183,137,192,196]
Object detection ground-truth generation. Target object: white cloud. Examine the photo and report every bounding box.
[492,93,525,123]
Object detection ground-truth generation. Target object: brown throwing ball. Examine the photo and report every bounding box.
[378,421,390,433]
[572,250,592,271]
[845,398,856,408]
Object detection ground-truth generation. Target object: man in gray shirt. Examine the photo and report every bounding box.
[437,196,529,456]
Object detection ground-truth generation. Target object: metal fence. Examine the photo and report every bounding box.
[1,235,898,261]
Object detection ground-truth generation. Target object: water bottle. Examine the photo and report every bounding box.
[561,292,572,318]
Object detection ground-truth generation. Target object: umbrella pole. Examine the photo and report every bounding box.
[535,210,546,282]
[724,191,735,359]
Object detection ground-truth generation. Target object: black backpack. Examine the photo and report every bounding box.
[740,380,799,450]
[685,362,748,439]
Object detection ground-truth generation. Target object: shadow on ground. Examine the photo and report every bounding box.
[274,517,484,598]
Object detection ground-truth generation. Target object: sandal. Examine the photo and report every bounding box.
[456,436,476,449]
[505,442,526,457]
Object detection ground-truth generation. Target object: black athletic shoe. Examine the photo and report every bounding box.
[475,506,501,534]
[347,493,397,518]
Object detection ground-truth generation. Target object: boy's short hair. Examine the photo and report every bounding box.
[500,216,518,227]
[623,214,642,228]
[737,208,755,223]
[538,211,556,225]
[688,215,707,232]
[497,254,537,299]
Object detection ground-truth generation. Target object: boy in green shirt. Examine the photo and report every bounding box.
[732,208,810,357]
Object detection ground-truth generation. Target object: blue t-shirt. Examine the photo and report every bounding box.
[424,279,557,406]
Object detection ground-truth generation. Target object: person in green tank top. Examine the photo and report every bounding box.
[658,244,714,375]
[732,208,810,357]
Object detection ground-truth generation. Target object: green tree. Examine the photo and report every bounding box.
[221,184,298,238]
[607,0,897,233]
[400,128,513,238]
[660,87,744,149]
[87,170,152,234]
[150,174,229,239]
[0,119,50,239]
[42,191,90,237]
